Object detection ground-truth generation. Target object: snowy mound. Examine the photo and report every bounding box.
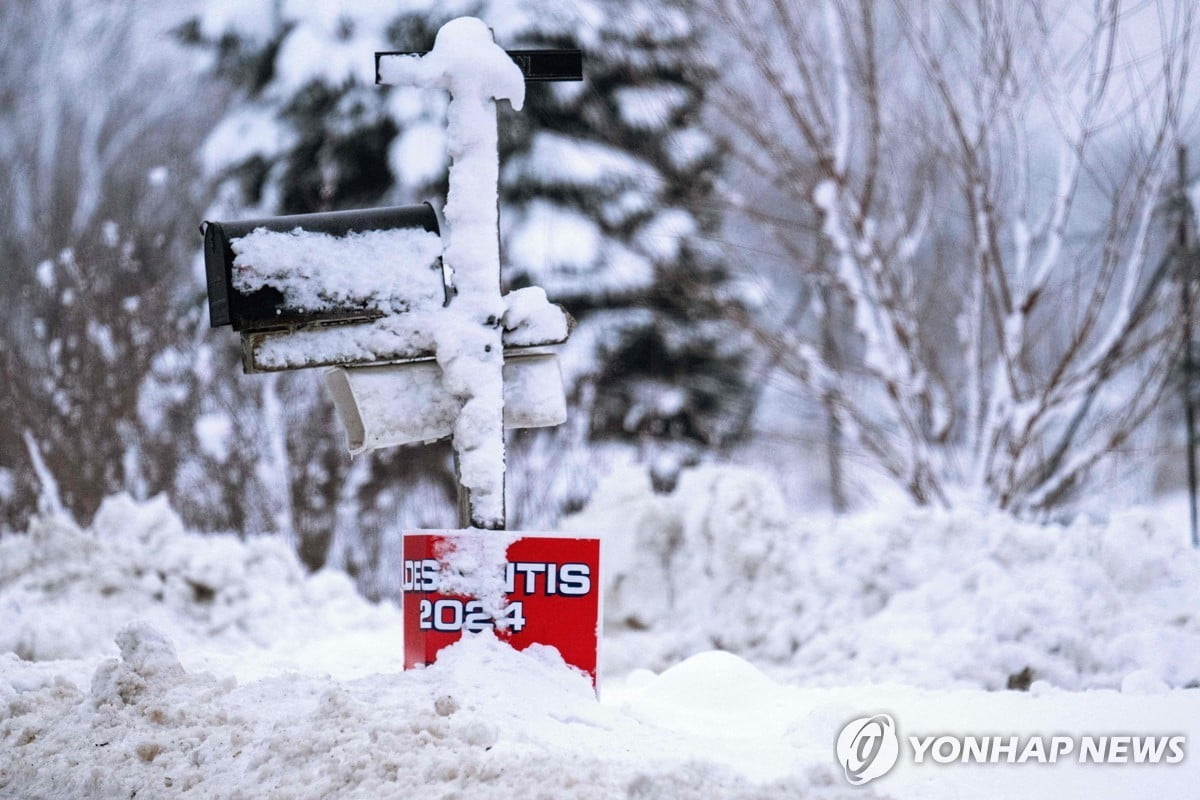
[0,494,404,681]
[1,625,868,800]
[573,466,1200,691]
[1,494,873,798]
[2,479,1200,798]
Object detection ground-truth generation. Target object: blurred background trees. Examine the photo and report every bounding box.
[1,0,1197,594]
[703,0,1200,513]
[0,0,218,527]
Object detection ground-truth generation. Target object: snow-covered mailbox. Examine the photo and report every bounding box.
[201,203,570,450]
[203,204,439,355]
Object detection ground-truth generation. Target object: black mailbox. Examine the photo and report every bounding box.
[201,201,570,374]
[202,203,442,332]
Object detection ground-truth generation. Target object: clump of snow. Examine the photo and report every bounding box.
[508,199,603,272]
[1121,668,1171,695]
[231,226,444,314]
[508,231,655,302]
[389,119,449,186]
[193,412,233,462]
[566,465,1200,691]
[85,320,118,364]
[435,531,520,619]
[0,468,14,504]
[89,623,187,710]
[101,220,120,248]
[272,18,379,96]
[613,82,691,131]
[35,260,54,289]
[812,179,839,215]
[201,107,295,176]
[195,0,277,44]
[636,207,698,263]
[504,131,659,192]
[502,285,570,345]
[665,128,714,172]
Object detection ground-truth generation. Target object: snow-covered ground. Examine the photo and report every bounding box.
[3,469,1200,798]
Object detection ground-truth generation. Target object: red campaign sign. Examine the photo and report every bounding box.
[402,531,601,684]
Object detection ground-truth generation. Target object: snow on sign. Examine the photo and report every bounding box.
[375,48,583,84]
[403,531,601,683]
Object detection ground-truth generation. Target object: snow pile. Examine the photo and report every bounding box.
[231,226,444,314]
[0,494,404,681]
[7,468,1196,697]
[1,627,862,800]
[502,135,659,298]
[3,481,1200,797]
[569,466,1200,691]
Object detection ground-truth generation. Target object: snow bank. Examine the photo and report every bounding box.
[3,476,1200,798]
[567,465,1200,691]
[0,494,404,681]
[5,623,1197,800]
[2,626,862,800]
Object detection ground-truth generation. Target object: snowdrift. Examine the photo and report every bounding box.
[3,469,1200,798]
[5,625,854,799]
[574,465,1200,690]
[0,495,405,683]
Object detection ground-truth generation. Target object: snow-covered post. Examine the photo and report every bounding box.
[379,19,525,530]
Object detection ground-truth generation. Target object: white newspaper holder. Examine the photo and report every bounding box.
[325,352,566,454]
